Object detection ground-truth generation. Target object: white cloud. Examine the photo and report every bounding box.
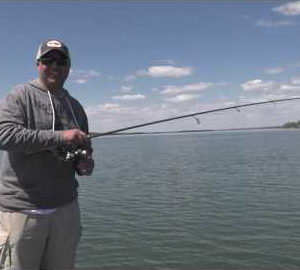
[280,84,300,91]
[124,75,136,82]
[120,85,134,93]
[86,103,120,115]
[160,82,213,95]
[84,74,300,133]
[86,102,180,132]
[239,94,299,104]
[151,59,176,65]
[263,67,286,75]
[273,1,300,16]
[137,65,193,78]
[293,61,300,67]
[289,76,300,85]
[165,94,201,103]
[70,69,101,84]
[75,79,87,84]
[107,75,115,80]
[256,19,296,27]
[151,87,160,92]
[99,103,120,111]
[86,70,101,77]
[240,78,300,97]
[86,103,120,114]
[240,79,278,92]
[112,94,146,101]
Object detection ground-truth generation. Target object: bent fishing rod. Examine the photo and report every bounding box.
[62,97,300,162]
[89,97,300,138]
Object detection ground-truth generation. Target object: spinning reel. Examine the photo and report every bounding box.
[64,148,88,162]
[52,134,92,163]
[52,146,89,163]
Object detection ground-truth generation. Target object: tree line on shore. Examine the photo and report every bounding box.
[282,121,300,128]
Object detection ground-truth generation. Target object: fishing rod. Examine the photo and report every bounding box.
[64,97,300,162]
[89,97,300,138]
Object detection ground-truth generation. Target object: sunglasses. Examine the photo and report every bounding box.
[39,57,69,67]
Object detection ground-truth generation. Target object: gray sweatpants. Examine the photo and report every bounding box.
[0,200,81,269]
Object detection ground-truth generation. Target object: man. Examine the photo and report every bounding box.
[0,39,94,269]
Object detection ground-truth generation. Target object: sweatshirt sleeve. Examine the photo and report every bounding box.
[0,88,63,152]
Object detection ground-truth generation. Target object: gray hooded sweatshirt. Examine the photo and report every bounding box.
[0,79,89,211]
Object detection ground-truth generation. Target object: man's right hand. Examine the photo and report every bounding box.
[62,129,88,146]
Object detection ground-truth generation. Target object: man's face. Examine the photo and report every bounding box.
[37,50,70,90]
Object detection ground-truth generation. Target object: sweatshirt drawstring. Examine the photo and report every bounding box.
[47,91,55,131]
[47,90,80,131]
[65,97,80,129]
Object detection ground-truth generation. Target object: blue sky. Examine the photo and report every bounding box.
[1,1,300,132]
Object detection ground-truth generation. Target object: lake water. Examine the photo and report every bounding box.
[76,129,300,269]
